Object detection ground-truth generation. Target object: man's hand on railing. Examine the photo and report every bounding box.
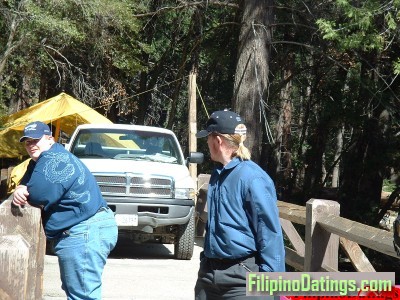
[12,185,29,207]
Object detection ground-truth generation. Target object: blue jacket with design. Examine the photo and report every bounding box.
[21,143,107,239]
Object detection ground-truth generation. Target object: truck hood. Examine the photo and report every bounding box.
[80,159,195,189]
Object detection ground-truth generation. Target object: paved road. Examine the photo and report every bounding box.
[43,237,204,300]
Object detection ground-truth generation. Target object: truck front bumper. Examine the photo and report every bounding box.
[104,197,195,230]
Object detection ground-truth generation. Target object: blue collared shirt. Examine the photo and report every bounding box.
[204,157,285,272]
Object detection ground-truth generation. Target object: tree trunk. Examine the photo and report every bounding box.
[331,125,344,188]
[339,58,385,223]
[233,0,273,163]
[136,0,161,125]
[0,8,22,77]
[274,52,294,200]
[303,121,329,198]
[166,8,203,129]
[339,117,385,223]
[290,86,311,200]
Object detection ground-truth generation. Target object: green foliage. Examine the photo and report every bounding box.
[315,20,339,40]
[394,58,400,75]
[25,1,85,43]
[316,0,398,52]
[382,179,396,192]
[1,0,400,229]
[0,0,144,110]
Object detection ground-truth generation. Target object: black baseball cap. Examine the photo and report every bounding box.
[196,110,247,138]
[19,121,52,142]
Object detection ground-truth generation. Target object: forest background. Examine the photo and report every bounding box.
[1,1,400,233]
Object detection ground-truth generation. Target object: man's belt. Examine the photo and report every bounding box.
[206,252,256,264]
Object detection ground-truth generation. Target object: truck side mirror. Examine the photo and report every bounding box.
[187,152,204,164]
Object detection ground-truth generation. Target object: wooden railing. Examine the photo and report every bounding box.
[0,172,398,299]
[279,199,399,271]
[196,174,400,272]
[0,199,46,300]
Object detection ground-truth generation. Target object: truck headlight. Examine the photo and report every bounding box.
[175,188,195,199]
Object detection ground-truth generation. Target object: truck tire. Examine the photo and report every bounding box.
[174,212,195,260]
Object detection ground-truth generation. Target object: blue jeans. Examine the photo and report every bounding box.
[53,207,118,300]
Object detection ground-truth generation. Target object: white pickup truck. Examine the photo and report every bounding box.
[64,124,203,259]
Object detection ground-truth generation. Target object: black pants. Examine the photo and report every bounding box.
[194,252,277,300]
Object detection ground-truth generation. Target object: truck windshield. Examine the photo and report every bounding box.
[70,128,183,164]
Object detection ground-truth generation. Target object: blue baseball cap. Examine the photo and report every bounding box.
[19,121,52,142]
[196,110,246,138]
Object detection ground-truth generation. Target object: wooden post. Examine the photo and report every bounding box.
[0,235,30,300]
[304,199,340,271]
[195,174,211,236]
[0,199,46,300]
[188,72,197,183]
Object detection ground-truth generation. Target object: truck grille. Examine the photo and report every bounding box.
[94,173,173,198]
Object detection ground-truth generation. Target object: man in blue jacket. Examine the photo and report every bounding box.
[194,110,285,299]
[13,121,118,300]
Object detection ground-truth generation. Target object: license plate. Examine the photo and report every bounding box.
[115,214,138,226]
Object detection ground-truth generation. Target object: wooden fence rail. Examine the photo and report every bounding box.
[196,173,400,273]
[277,199,399,272]
[0,199,46,300]
[0,172,399,299]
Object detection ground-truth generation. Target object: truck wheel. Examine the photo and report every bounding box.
[174,212,195,260]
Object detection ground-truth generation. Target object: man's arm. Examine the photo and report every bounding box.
[12,160,35,207]
[27,168,65,210]
[247,177,286,272]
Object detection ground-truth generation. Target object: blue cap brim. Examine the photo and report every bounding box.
[195,130,210,138]
[19,135,43,142]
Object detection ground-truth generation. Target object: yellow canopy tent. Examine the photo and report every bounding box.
[0,92,112,158]
[1,92,113,194]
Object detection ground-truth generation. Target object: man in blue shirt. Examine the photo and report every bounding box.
[194,110,285,299]
[12,121,118,300]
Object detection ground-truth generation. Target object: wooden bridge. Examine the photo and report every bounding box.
[0,173,398,299]
[196,174,399,273]
[278,199,397,272]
